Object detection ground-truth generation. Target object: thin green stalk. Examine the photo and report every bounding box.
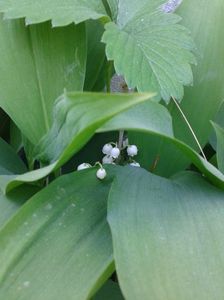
[172,97,207,161]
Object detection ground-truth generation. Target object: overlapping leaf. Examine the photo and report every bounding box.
[108,167,224,299]
[94,280,124,300]
[0,185,40,228]
[102,1,196,102]
[98,103,224,189]
[84,20,106,91]
[0,0,108,26]
[34,92,154,165]
[0,168,114,300]
[1,97,224,193]
[0,17,86,144]
[106,0,118,21]
[0,92,154,192]
[0,137,26,175]
[129,0,224,177]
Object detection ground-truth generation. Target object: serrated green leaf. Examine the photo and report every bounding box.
[108,167,224,299]
[0,168,114,300]
[131,0,224,176]
[102,1,196,102]
[0,0,108,26]
[0,17,86,144]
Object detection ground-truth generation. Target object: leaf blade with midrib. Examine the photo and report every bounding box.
[102,1,196,102]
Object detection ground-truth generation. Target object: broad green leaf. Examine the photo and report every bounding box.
[0,162,57,193]
[0,137,26,175]
[131,0,224,176]
[98,101,174,138]
[35,92,155,165]
[2,95,224,193]
[0,185,40,228]
[108,167,224,300]
[0,94,155,193]
[212,123,224,174]
[0,17,86,144]
[98,103,224,189]
[0,168,114,300]
[84,20,106,91]
[172,0,224,161]
[0,1,108,26]
[94,280,124,300]
[102,1,196,102]
[0,91,153,193]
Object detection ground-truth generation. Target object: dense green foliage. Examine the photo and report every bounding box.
[0,1,224,299]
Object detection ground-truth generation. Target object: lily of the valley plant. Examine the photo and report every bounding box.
[0,0,224,299]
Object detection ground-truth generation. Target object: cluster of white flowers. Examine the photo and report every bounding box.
[102,142,139,165]
[77,141,140,180]
[102,143,120,164]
